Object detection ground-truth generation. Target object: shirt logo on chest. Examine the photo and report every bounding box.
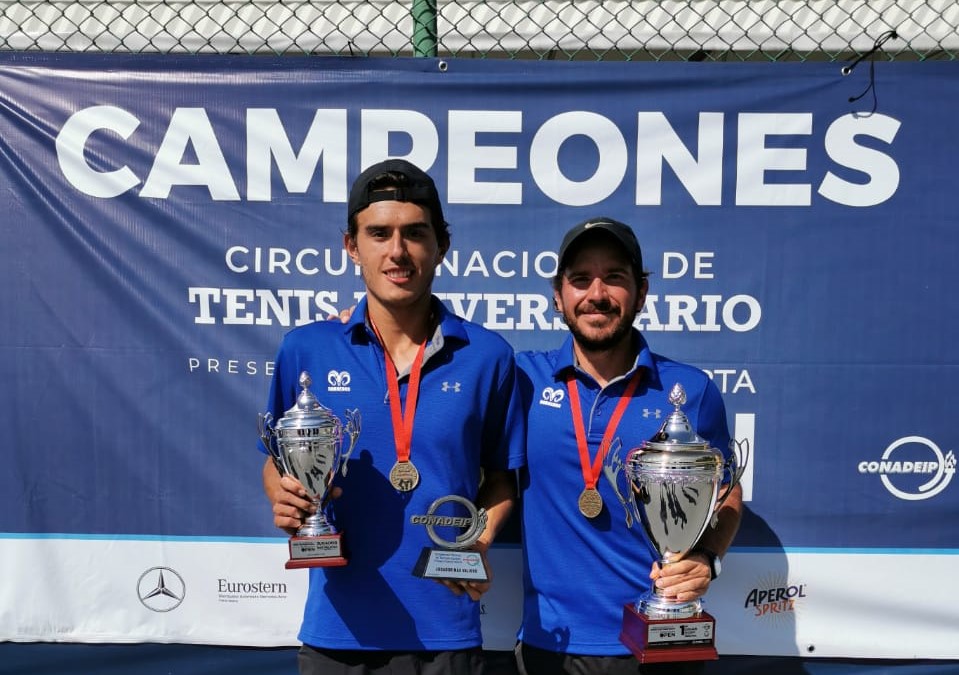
[327,370,352,392]
[643,408,662,419]
[441,381,462,393]
[539,387,565,408]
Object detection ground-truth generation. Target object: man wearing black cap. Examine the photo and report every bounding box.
[261,159,525,674]
[514,217,743,674]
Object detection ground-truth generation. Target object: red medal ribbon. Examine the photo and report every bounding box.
[372,321,428,464]
[566,368,643,491]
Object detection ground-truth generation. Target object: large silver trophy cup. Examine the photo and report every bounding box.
[259,371,360,569]
[605,382,747,663]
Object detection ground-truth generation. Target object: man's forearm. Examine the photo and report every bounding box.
[262,456,283,503]
[475,469,518,550]
[697,483,743,558]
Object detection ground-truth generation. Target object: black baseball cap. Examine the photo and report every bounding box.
[347,158,445,227]
[557,217,645,276]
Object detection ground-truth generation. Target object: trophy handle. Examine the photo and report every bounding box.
[339,408,362,477]
[257,412,288,476]
[711,437,751,524]
[602,438,636,529]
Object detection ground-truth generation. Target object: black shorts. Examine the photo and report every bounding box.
[516,642,706,675]
[298,644,486,675]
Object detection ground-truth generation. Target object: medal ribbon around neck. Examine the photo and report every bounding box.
[371,320,428,492]
[565,368,643,517]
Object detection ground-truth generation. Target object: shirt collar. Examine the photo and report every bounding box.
[552,329,660,389]
[347,296,468,374]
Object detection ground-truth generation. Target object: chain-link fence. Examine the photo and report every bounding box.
[0,0,956,61]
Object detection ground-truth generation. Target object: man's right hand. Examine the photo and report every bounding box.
[262,458,314,536]
[327,305,356,324]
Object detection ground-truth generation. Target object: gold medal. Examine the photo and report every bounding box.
[389,460,420,492]
[566,371,643,522]
[578,487,604,519]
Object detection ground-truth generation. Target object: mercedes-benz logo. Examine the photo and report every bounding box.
[137,566,186,612]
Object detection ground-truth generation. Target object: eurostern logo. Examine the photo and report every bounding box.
[859,435,955,501]
[217,577,289,604]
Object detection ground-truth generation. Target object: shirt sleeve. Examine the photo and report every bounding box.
[481,350,527,471]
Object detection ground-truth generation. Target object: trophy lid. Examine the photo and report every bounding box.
[274,371,339,431]
[643,382,711,451]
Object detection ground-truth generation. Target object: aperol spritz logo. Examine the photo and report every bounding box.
[745,575,807,621]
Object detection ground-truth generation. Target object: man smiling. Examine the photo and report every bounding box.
[261,159,524,675]
[515,217,743,675]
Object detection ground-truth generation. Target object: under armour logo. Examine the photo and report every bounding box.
[539,387,565,408]
[441,381,461,393]
[642,408,662,419]
[327,370,351,391]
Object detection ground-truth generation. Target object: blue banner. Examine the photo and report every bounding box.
[1,53,956,656]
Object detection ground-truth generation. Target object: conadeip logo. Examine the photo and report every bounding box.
[859,435,956,501]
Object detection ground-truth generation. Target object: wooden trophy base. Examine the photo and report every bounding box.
[285,533,348,569]
[620,603,719,663]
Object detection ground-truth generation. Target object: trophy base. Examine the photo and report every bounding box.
[412,547,489,582]
[285,533,348,569]
[620,603,718,663]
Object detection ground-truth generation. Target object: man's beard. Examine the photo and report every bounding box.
[564,304,637,353]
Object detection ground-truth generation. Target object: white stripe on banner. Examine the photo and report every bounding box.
[709,550,959,659]
[3,538,958,658]
[0,538,305,646]
[0,538,523,650]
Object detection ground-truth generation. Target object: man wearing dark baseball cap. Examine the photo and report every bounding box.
[556,217,645,280]
[347,158,446,236]
[261,158,524,675]
[515,216,743,674]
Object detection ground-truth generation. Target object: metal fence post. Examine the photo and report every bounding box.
[412,0,438,57]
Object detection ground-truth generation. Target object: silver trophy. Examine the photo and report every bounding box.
[605,382,748,662]
[259,371,361,569]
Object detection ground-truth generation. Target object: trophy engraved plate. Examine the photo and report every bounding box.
[578,487,604,519]
[411,495,490,583]
[389,460,420,492]
[619,608,717,663]
[604,382,749,663]
[259,371,361,569]
[647,618,713,645]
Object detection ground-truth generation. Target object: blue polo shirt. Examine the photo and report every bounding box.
[516,331,730,655]
[263,296,525,651]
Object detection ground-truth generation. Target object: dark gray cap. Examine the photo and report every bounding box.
[347,158,444,226]
[557,216,644,274]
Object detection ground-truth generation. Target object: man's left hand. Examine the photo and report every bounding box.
[649,552,712,603]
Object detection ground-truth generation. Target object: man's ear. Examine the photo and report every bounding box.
[635,276,649,311]
[344,232,359,264]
